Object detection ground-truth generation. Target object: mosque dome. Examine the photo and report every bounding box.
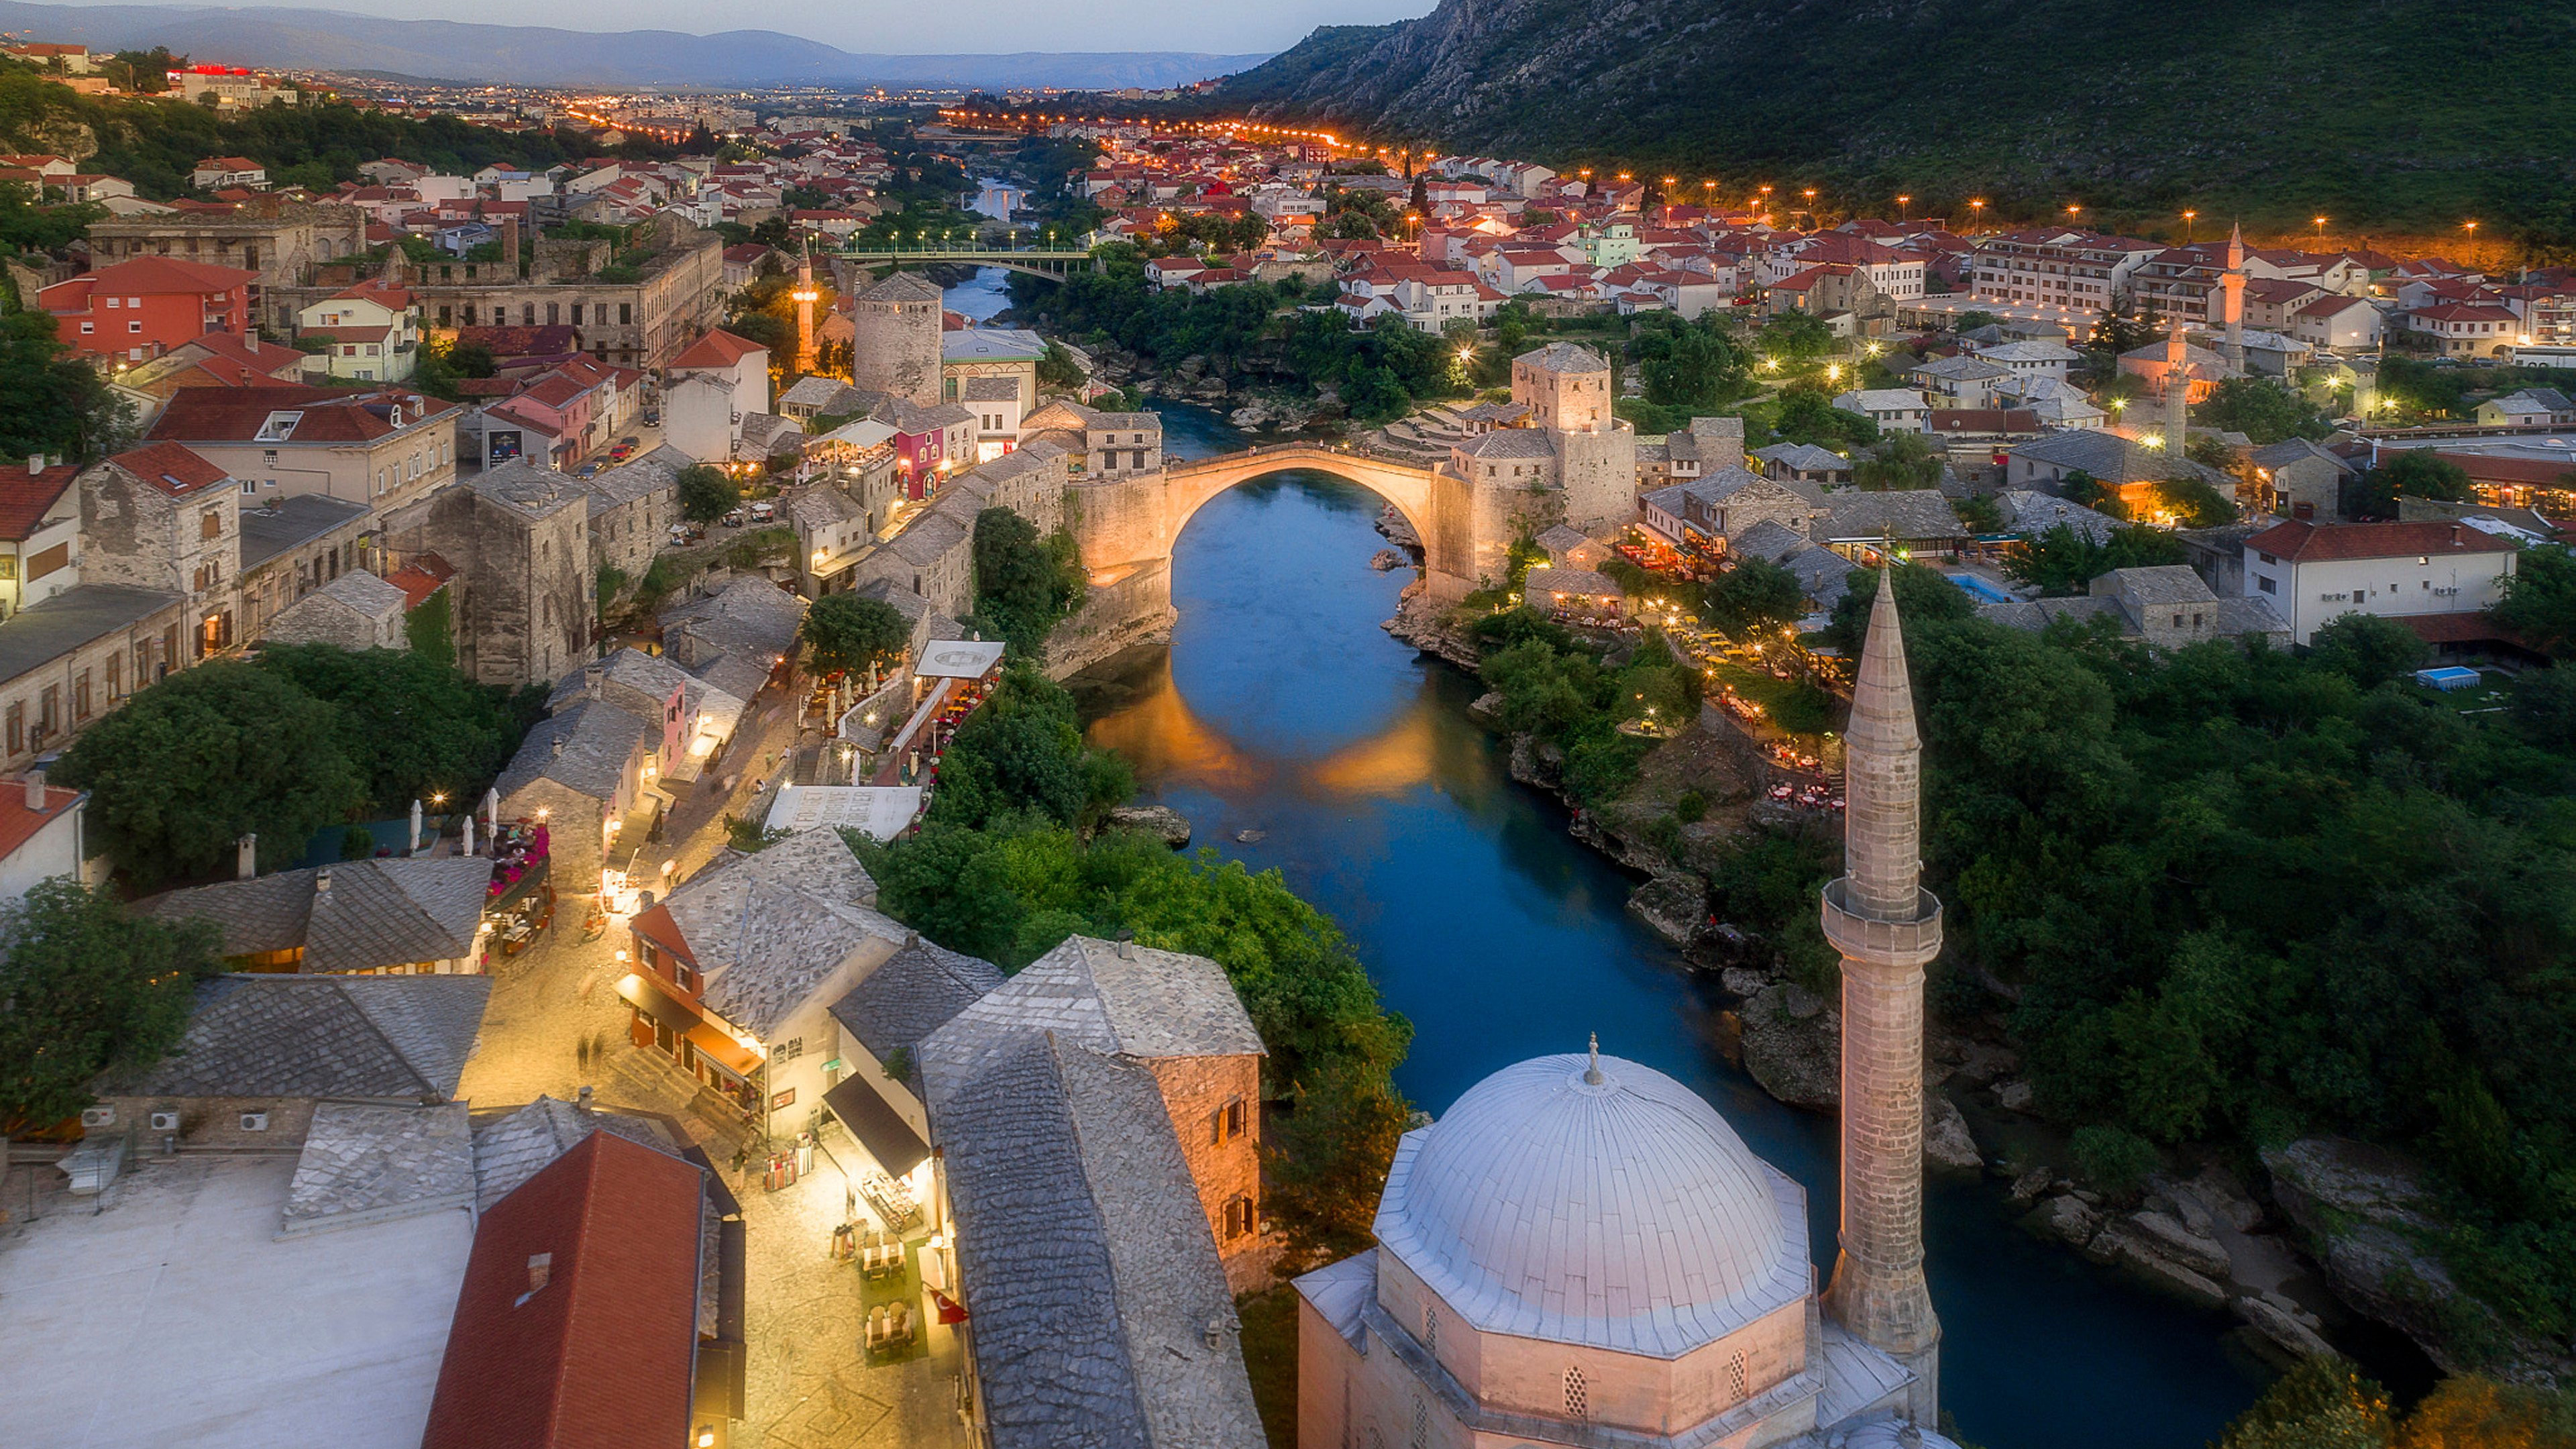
[1372,1051,1809,1359]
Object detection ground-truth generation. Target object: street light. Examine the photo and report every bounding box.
[1896,194,1911,219]
[2313,215,2328,245]
[2181,209,2196,244]
[1968,198,1986,230]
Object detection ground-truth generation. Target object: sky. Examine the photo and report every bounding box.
[44,0,1438,55]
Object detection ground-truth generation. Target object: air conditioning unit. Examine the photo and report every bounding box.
[79,1105,115,1130]
[239,1111,270,1133]
[149,1110,181,1134]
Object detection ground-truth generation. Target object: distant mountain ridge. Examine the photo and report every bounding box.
[0,1,1269,89]
[1214,0,2576,242]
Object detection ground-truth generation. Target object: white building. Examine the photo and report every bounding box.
[1833,388,1931,433]
[2242,519,2521,644]
[662,329,769,466]
[294,280,420,383]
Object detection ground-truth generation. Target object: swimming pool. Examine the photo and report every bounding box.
[1947,572,2017,604]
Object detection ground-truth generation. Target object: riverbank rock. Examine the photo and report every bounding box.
[2118,1210,2233,1280]
[1719,967,1770,998]
[1952,1042,2020,1086]
[2236,1296,2337,1361]
[1627,875,1706,946]
[1105,804,1192,849]
[2094,1227,2230,1309]
[1925,1094,1982,1171]
[1994,1079,2035,1113]
[1383,590,1479,670]
[1466,691,1505,726]
[1371,549,1409,572]
[1234,828,1267,844]
[1738,983,1839,1110]
[1375,506,1422,551]
[2025,1193,2102,1247]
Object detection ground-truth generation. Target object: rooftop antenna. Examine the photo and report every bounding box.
[1584,1032,1603,1085]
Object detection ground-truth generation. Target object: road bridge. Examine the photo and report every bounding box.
[833,246,1097,282]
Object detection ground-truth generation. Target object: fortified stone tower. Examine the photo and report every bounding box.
[2222,222,2247,376]
[1819,565,1943,1425]
[1510,341,1636,535]
[849,270,945,407]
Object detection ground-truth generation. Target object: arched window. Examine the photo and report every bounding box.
[1563,1365,1588,1421]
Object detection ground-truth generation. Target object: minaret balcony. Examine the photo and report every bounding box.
[1820,877,1943,967]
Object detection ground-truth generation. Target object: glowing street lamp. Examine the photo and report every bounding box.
[2181,209,2196,244]
[1968,198,1986,229]
[1896,193,1911,219]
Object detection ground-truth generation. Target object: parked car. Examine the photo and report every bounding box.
[609,443,635,461]
[576,462,603,478]
[620,436,639,449]
[721,508,747,528]
[748,500,775,522]
[641,409,660,425]
[669,524,704,545]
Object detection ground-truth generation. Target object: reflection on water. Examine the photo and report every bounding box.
[1072,460,2274,1449]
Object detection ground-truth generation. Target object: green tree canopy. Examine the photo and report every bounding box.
[0,879,220,1130]
[2195,374,2334,445]
[1703,556,1807,635]
[801,593,914,680]
[1821,561,1973,653]
[1770,386,1878,450]
[1854,431,1946,491]
[250,644,537,816]
[676,463,739,525]
[2489,544,2576,657]
[2002,522,2187,596]
[2153,472,2238,527]
[966,507,1087,661]
[54,661,365,887]
[2359,451,2473,516]
[2306,612,2430,689]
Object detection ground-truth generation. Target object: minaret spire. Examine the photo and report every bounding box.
[792,238,819,378]
[1821,562,1943,1426]
[2163,314,2191,458]
[2221,221,2247,376]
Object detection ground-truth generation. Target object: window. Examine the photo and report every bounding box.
[128,320,142,334]
[38,685,58,735]
[5,701,19,755]
[1212,1095,1246,1145]
[73,671,89,721]
[200,507,222,540]
[1422,1302,1437,1353]
[1564,1366,1588,1421]
[619,303,633,325]
[2256,575,2276,594]
[1224,1195,1256,1240]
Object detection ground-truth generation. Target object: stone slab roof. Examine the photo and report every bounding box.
[469,1094,684,1213]
[494,697,653,802]
[100,973,488,1101]
[574,444,690,511]
[659,577,804,663]
[1456,429,1558,461]
[1750,442,1849,474]
[1993,490,2120,543]
[918,935,1262,1104]
[928,1030,1263,1449]
[1516,341,1609,374]
[829,936,1004,1060]
[1815,490,1960,543]
[667,828,897,1040]
[237,493,371,571]
[308,568,408,619]
[142,857,492,973]
[466,460,589,522]
[282,1102,475,1236]
[961,375,1021,403]
[1524,566,1623,600]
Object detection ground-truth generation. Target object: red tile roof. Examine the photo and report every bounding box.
[39,256,259,306]
[148,386,454,444]
[0,463,79,541]
[386,553,455,608]
[107,441,232,495]
[421,1131,704,1449]
[2434,451,2576,487]
[0,780,83,864]
[2244,518,2520,562]
[667,329,765,370]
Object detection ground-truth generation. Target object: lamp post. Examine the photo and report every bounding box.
[1896,194,1911,220]
[1968,198,1985,232]
[2180,209,2196,245]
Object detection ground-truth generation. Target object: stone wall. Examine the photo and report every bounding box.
[1141,1053,1273,1292]
[849,294,943,408]
[264,592,400,650]
[1556,425,1638,536]
[100,1093,320,1150]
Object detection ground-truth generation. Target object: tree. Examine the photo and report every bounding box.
[801,594,913,680]
[2002,522,2186,596]
[2088,299,2161,357]
[2057,468,2113,511]
[0,309,131,463]
[2216,1359,2394,1449]
[53,662,365,888]
[2358,451,2472,516]
[1770,386,1878,449]
[676,463,739,525]
[0,879,221,1130]
[2196,374,2332,445]
[967,507,1086,660]
[2306,612,2430,689]
[100,47,182,93]
[1756,311,1835,362]
[1703,556,1807,635]
[2153,472,2237,527]
[1821,561,1973,655]
[1037,339,1087,390]
[251,644,535,817]
[1854,431,1945,491]
[1635,313,1748,409]
[2489,544,2576,657]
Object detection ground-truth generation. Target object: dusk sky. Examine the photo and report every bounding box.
[50,0,1436,54]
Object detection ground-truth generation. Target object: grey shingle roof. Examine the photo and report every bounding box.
[470,1094,684,1212]
[468,460,590,522]
[495,697,654,801]
[961,376,1020,403]
[1751,442,1849,474]
[2245,438,2355,475]
[1815,489,1960,543]
[659,578,804,665]
[829,936,1005,1060]
[918,936,1262,1104]
[237,493,370,570]
[575,444,690,511]
[142,857,492,973]
[928,1031,1263,1449]
[1456,429,1558,460]
[1515,341,1609,374]
[309,568,407,616]
[1994,490,2121,543]
[1978,596,2123,631]
[942,327,1047,362]
[1728,518,1811,562]
[858,271,944,304]
[281,1101,475,1234]
[0,584,181,686]
[100,973,488,1100]
[668,828,896,1039]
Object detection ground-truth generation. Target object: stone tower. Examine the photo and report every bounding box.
[792,242,818,379]
[2163,317,2192,455]
[2221,222,2247,376]
[849,270,945,408]
[1819,566,1943,1425]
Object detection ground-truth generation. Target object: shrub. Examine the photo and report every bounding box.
[2070,1124,2161,1196]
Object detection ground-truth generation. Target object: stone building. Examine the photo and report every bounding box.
[262,569,409,650]
[91,972,490,1152]
[0,583,188,773]
[147,385,460,513]
[75,441,242,659]
[545,646,745,786]
[492,697,661,897]
[143,857,496,975]
[377,462,589,687]
[568,443,685,583]
[1434,343,1640,552]
[0,457,87,622]
[940,325,1047,413]
[1295,573,1964,1449]
[1976,564,2290,649]
[848,270,945,408]
[398,213,727,371]
[663,330,770,466]
[235,493,376,643]
[87,199,368,330]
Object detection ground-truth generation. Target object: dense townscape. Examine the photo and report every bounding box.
[4,18,2576,1449]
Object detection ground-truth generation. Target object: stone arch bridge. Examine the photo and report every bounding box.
[833,247,1097,283]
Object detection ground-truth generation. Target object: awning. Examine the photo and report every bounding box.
[822,1075,930,1179]
[618,973,702,1033]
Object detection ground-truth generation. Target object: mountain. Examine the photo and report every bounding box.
[0,1,1268,89]
[1215,0,2576,244]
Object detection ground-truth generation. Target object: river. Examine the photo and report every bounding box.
[946,270,2270,1448]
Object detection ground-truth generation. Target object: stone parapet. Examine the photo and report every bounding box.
[1818,879,1943,968]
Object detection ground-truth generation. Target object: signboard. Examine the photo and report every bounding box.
[486,429,524,466]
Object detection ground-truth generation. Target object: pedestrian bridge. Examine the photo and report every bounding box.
[833,246,1097,282]
[1072,443,1487,609]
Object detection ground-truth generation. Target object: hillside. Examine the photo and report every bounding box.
[0,1,1267,90]
[1216,0,2576,248]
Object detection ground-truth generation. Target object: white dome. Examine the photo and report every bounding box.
[1373,1053,1809,1359]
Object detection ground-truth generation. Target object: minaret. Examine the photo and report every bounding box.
[2221,222,2247,376]
[1820,565,1943,1426]
[791,241,819,379]
[2163,316,2191,455]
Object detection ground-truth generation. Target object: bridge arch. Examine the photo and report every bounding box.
[1165,445,1442,573]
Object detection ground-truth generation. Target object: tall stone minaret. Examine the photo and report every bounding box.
[2163,316,2192,455]
[792,241,819,378]
[2221,222,2247,376]
[1820,565,1943,1426]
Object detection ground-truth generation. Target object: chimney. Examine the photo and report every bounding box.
[1116,930,1136,960]
[500,213,521,276]
[576,1085,594,1112]
[2451,524,2462,546]
[315,867,333,897]
[236,833,256,879]
[551,736,566,758]
[244,331,258,355]
[525,1252,552,1293]
[23,767,43,812]
[25,455,40,477]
